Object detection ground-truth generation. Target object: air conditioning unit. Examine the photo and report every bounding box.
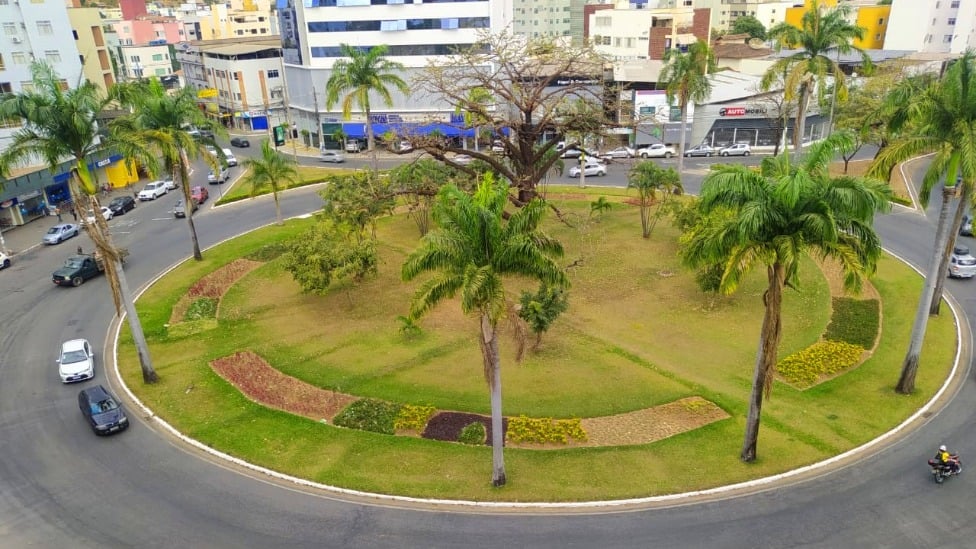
[12,37,23,44]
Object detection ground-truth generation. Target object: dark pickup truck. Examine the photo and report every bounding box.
[53,249,127,287]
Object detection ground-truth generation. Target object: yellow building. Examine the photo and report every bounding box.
[784,0,890,49]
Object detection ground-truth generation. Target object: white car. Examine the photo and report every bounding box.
[719,143,752,157]
[568,161,607,178]
[221,148,238,167]
[138,180,168,201]
[637,144,676,159]
[948,245,976,278]
[85,206,113,225]
[208,167,231,184]
[451,154,474,166]
[320,150,346,163]
[0,250,10,269]
[163,177,177,190]
[58,338,95,383]
[600,146,635,159]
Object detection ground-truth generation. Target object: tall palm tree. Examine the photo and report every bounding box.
[628,161,682,239]
[240,139,300,226]
[763,0,869,160]
[682,133,890,462]
[111,78,224,260]
[0,62,159,383]
[868,51,976,394]
[402,175,568,486]
[659,40,716,176]
[324,44,409,172]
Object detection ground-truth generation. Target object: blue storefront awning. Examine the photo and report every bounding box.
[53,154,124,183]
[340,122,486,139]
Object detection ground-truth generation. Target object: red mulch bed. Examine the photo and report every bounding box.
[188,259,263,299]
[421,411,509,446]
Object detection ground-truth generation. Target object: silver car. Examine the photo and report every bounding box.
[719,143,752,157]
[320,150,346,163]
[43,223,80,245]
[58,338,95,383]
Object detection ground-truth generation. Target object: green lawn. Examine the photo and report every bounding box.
[216,165,355,204]
[118,192,957,501]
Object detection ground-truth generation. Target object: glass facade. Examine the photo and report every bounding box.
[308,17,488,32]
[311,43,484,57]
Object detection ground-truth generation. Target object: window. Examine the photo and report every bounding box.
[614,37,622,46]
[232,72,239,80]
[3,23,16,35]
[944,34,953,43]
[152,53,163,61]
[130,55,140,62]
[0,54,4,70]
[949,18,957,25]
[337,0,369,5]
[234,93,241,100]
[0,82,11,94]
[380,20,406,30]
[878,18,884,25]
[37,21,53,35]
[596,16,611,27]
[155,68,166,76]
[20,81,35,92]
[951,0,959,7]
[0,0,8,5]
[875,33,881,40]
[45,50,61,63]
[442,18,459,29]
[12,52,29,64]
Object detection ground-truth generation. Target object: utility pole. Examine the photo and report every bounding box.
[278,53,298,162]
[312,87,323,150]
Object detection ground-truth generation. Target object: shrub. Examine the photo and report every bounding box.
[458,422,487,445]
[506,416,587,444]
[777,341,865,387]
[184,298,217,321]
[394,403,436,432]
[333,399,402,435]
[245,242,288,262]
[824,298,879,349]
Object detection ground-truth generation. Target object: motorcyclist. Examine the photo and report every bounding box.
[935,444,961,474]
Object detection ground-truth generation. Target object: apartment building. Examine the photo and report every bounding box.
[117,42,177,80]
[785,0,891,49]
[696,0,794,33]
[885,0,976,54]
[67,6,116,95]
[585,1,709,61]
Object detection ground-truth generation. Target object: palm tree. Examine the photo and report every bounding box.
[682,133,890,461]
[240,139,300,226]
[0,62,159,383]
[763,0,869,160]
[658,40,716,176]
[628,161,682,238]
[402,174,568,486]
[111,78,224,260]
[868,51,976,393]
[324,44,409,172]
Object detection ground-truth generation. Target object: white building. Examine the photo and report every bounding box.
[695,0,793,33]
[117,42,175,80]
[0,1,84,95]
[885,0,976,54]
[277,0,512,142]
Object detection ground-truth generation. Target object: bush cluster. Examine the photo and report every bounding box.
[394,404,437,432]
[824,298,880,349]
[505,416,588,444]
[458,422,487,445]
[778,341,865,387]
[184,297,218,321]
[333,399,402,435]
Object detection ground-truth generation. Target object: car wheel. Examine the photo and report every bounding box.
[2,259,10,268]
[722,152,729,156]
[664,153,672,158]
[744,151,750,156]
[72,276,84,287]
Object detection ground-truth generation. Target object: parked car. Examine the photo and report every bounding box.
[58,338,95,383]
[637,144,676,159]
[199,129,215,139]
[320,150,346,163]
[221,148,238,167]
[78,385,129,436]
[345,141,362,153]
[208,167,231,184]
[491,140,505,153]
[42,223,80,245]
[600,146,635,159]
[960,214,973,236]
[190,186,209,204]
[84,206,113,225]
[451,154,474,166]
[138,180,168,201]
[568,160,607,178]
[108,195,136,216]
[719,143,752,157]
[0,250,11,269]
[561,147,584,159]
[397,140,413,152]
[684,144,716,157]
[162,177,178,190]
[230,136,251,148]
[948,245,976,278]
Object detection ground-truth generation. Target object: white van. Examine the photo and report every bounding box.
[221,148,238,167]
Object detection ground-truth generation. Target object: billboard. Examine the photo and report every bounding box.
[634,90,694,124]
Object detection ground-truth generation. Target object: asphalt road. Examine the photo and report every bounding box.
[0,151,974,548]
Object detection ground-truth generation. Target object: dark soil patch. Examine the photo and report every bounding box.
[422,411,509,446]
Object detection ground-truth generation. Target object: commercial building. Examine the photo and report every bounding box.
[884,0,976,54]
[585,2,710,61]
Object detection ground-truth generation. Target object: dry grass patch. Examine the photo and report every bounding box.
[169,258,263,324]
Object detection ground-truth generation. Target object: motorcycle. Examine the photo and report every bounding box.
[928,456,962,484]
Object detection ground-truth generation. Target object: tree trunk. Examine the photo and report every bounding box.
[929,183,968,314]
[640,196,651,238]
[741,263,785,462]
[365,103,378,173]
[677,103,688,176]
[272,185,283,226]
[897,184,956,394]
[179,150,203,260]
[118,257,157,383]
[792,82,810,162]
[480,313,506,487]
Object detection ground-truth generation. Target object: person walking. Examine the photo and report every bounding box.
[69,204,77,221]
[54,206,62,222]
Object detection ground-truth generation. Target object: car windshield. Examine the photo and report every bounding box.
[47,227,61,235]
[61,349,88,363]
[64,258,85,268]
[92,398,118,414]
[110,199,123,206]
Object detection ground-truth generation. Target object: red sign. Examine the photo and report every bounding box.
[720,107,746,116]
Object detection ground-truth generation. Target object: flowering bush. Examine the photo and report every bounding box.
[333,398,402,435]
[394,404,437,432]
[506,416,588,444]
[778,341,865,387]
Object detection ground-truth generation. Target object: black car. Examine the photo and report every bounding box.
[107,195,136,216]
[230,137,250,148]
[78,385,129,436]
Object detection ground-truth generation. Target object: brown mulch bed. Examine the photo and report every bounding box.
[421,412,508,446]
[169,259,264,324]
[211,351,357,421]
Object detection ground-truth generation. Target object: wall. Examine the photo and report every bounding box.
[855,5,890,49]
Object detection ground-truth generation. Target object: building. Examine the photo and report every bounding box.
[113,15,186,46]
[277,0,512,143]
[178,37,284,132]
[180,0,278,43]
[712,32,773,73]
[696,0,794,34]
[585,2,710,61]
[785,0,891,50]
[67,6,117,95]
[117,42,178,81]
[885,0,976,54]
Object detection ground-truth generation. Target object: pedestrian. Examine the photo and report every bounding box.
[55,206,62,222]
[70,205,77,221]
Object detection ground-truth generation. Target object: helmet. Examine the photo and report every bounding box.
[940,445,947,452]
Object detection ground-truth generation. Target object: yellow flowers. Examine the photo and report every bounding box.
[393,404,437,432]
[506,416,588,444]
[778,341,865,387]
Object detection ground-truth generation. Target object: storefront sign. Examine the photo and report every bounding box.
[96,158,112,167]
[719,106,768,117]
[197,88,218,99]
